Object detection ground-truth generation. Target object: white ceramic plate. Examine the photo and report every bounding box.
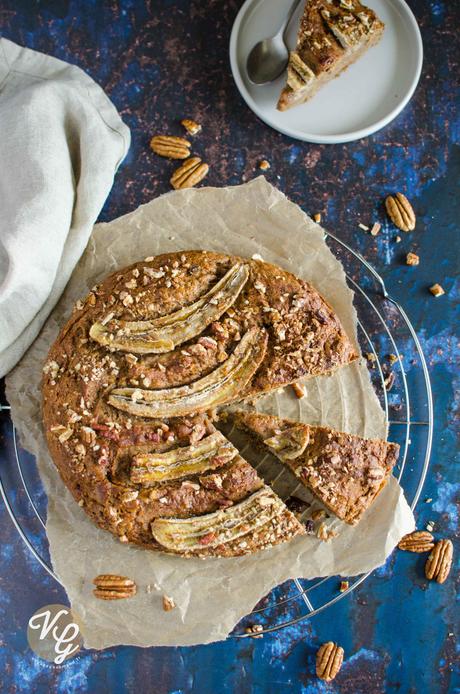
[229,0,423,143]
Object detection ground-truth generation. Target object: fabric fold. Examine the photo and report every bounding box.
[0,38,130,377]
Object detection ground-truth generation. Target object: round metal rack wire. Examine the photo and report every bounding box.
[0,232,433,639]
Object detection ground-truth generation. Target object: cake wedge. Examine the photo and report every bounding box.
[278,0,385,111]
[231,411,399,525]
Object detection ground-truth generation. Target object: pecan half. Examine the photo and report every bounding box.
[385,193,416,231]
[316,642,344,681]
[150,135,191,159]
[170,156,209,189]
[398,530,434,553]
[93,574,137,600]
[425,539,453,583]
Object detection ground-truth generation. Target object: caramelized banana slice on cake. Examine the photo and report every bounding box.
[108,327,267,418]
[151,487,303,555]
[130,431,237,484]
[90,263,249,354]
[264,425,310,460]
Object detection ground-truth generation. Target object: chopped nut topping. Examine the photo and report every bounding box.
[181,118,202,135]
[162,595,176,611]
[258,159,270,171]
[313,213,322,223]
[358,222,369,231]
[316,521,329,540]
[339,580,349,592]
[51,425,73,443]
[429,283,445,297]
[370,222,381,236]
[384,372,395,391]
[253,280,266,294]
[291,382,306,399]
[406,252,419,266]
[245,624,264,638]
[312,508,326,521]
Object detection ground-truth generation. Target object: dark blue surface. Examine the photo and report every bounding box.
[0,1,459,692]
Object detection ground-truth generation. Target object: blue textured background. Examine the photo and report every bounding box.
[0,1,458,692]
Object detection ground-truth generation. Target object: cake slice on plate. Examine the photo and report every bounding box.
[231,411,399,525]
[278,0,385,111]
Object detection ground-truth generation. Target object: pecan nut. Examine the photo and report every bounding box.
[406,252,420,266]
[93,574,137,600]
[181,118,202,135]
[150,135,191,159]
[425,539,453,583]
[398,530,434,553]
[291,382,306,399]
[385,193,416,231]
[162,594,176,611]
[170,157,209,190]
[429,283,445,297]
[316,641,344,681]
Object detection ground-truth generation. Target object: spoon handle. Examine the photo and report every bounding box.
[279,0,304,41]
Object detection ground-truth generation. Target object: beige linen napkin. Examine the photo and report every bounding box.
[0,38,130,377]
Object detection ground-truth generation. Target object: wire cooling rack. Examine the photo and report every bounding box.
[0,232,433,639]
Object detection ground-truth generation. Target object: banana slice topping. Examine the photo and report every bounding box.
[108,327,267,418]
[151,487,285,552]
[130,431,237,484]
[264,425,310,460]
[90,263,249,354]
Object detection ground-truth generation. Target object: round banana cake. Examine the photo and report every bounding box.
[42,250,357,557]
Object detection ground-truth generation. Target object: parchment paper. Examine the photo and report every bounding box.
[6,178,415,647]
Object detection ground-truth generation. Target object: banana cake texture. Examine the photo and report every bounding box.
[42,250,363,557]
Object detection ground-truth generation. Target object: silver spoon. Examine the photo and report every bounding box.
[246,0,302,85]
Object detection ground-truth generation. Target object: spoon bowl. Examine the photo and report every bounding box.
[247,36,289,84]
[245,0,301,84]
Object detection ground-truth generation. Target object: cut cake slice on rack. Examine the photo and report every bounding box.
[231,410,399,525]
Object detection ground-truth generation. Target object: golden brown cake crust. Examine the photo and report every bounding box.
[42,250,354,555]
[231,411,399,525]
